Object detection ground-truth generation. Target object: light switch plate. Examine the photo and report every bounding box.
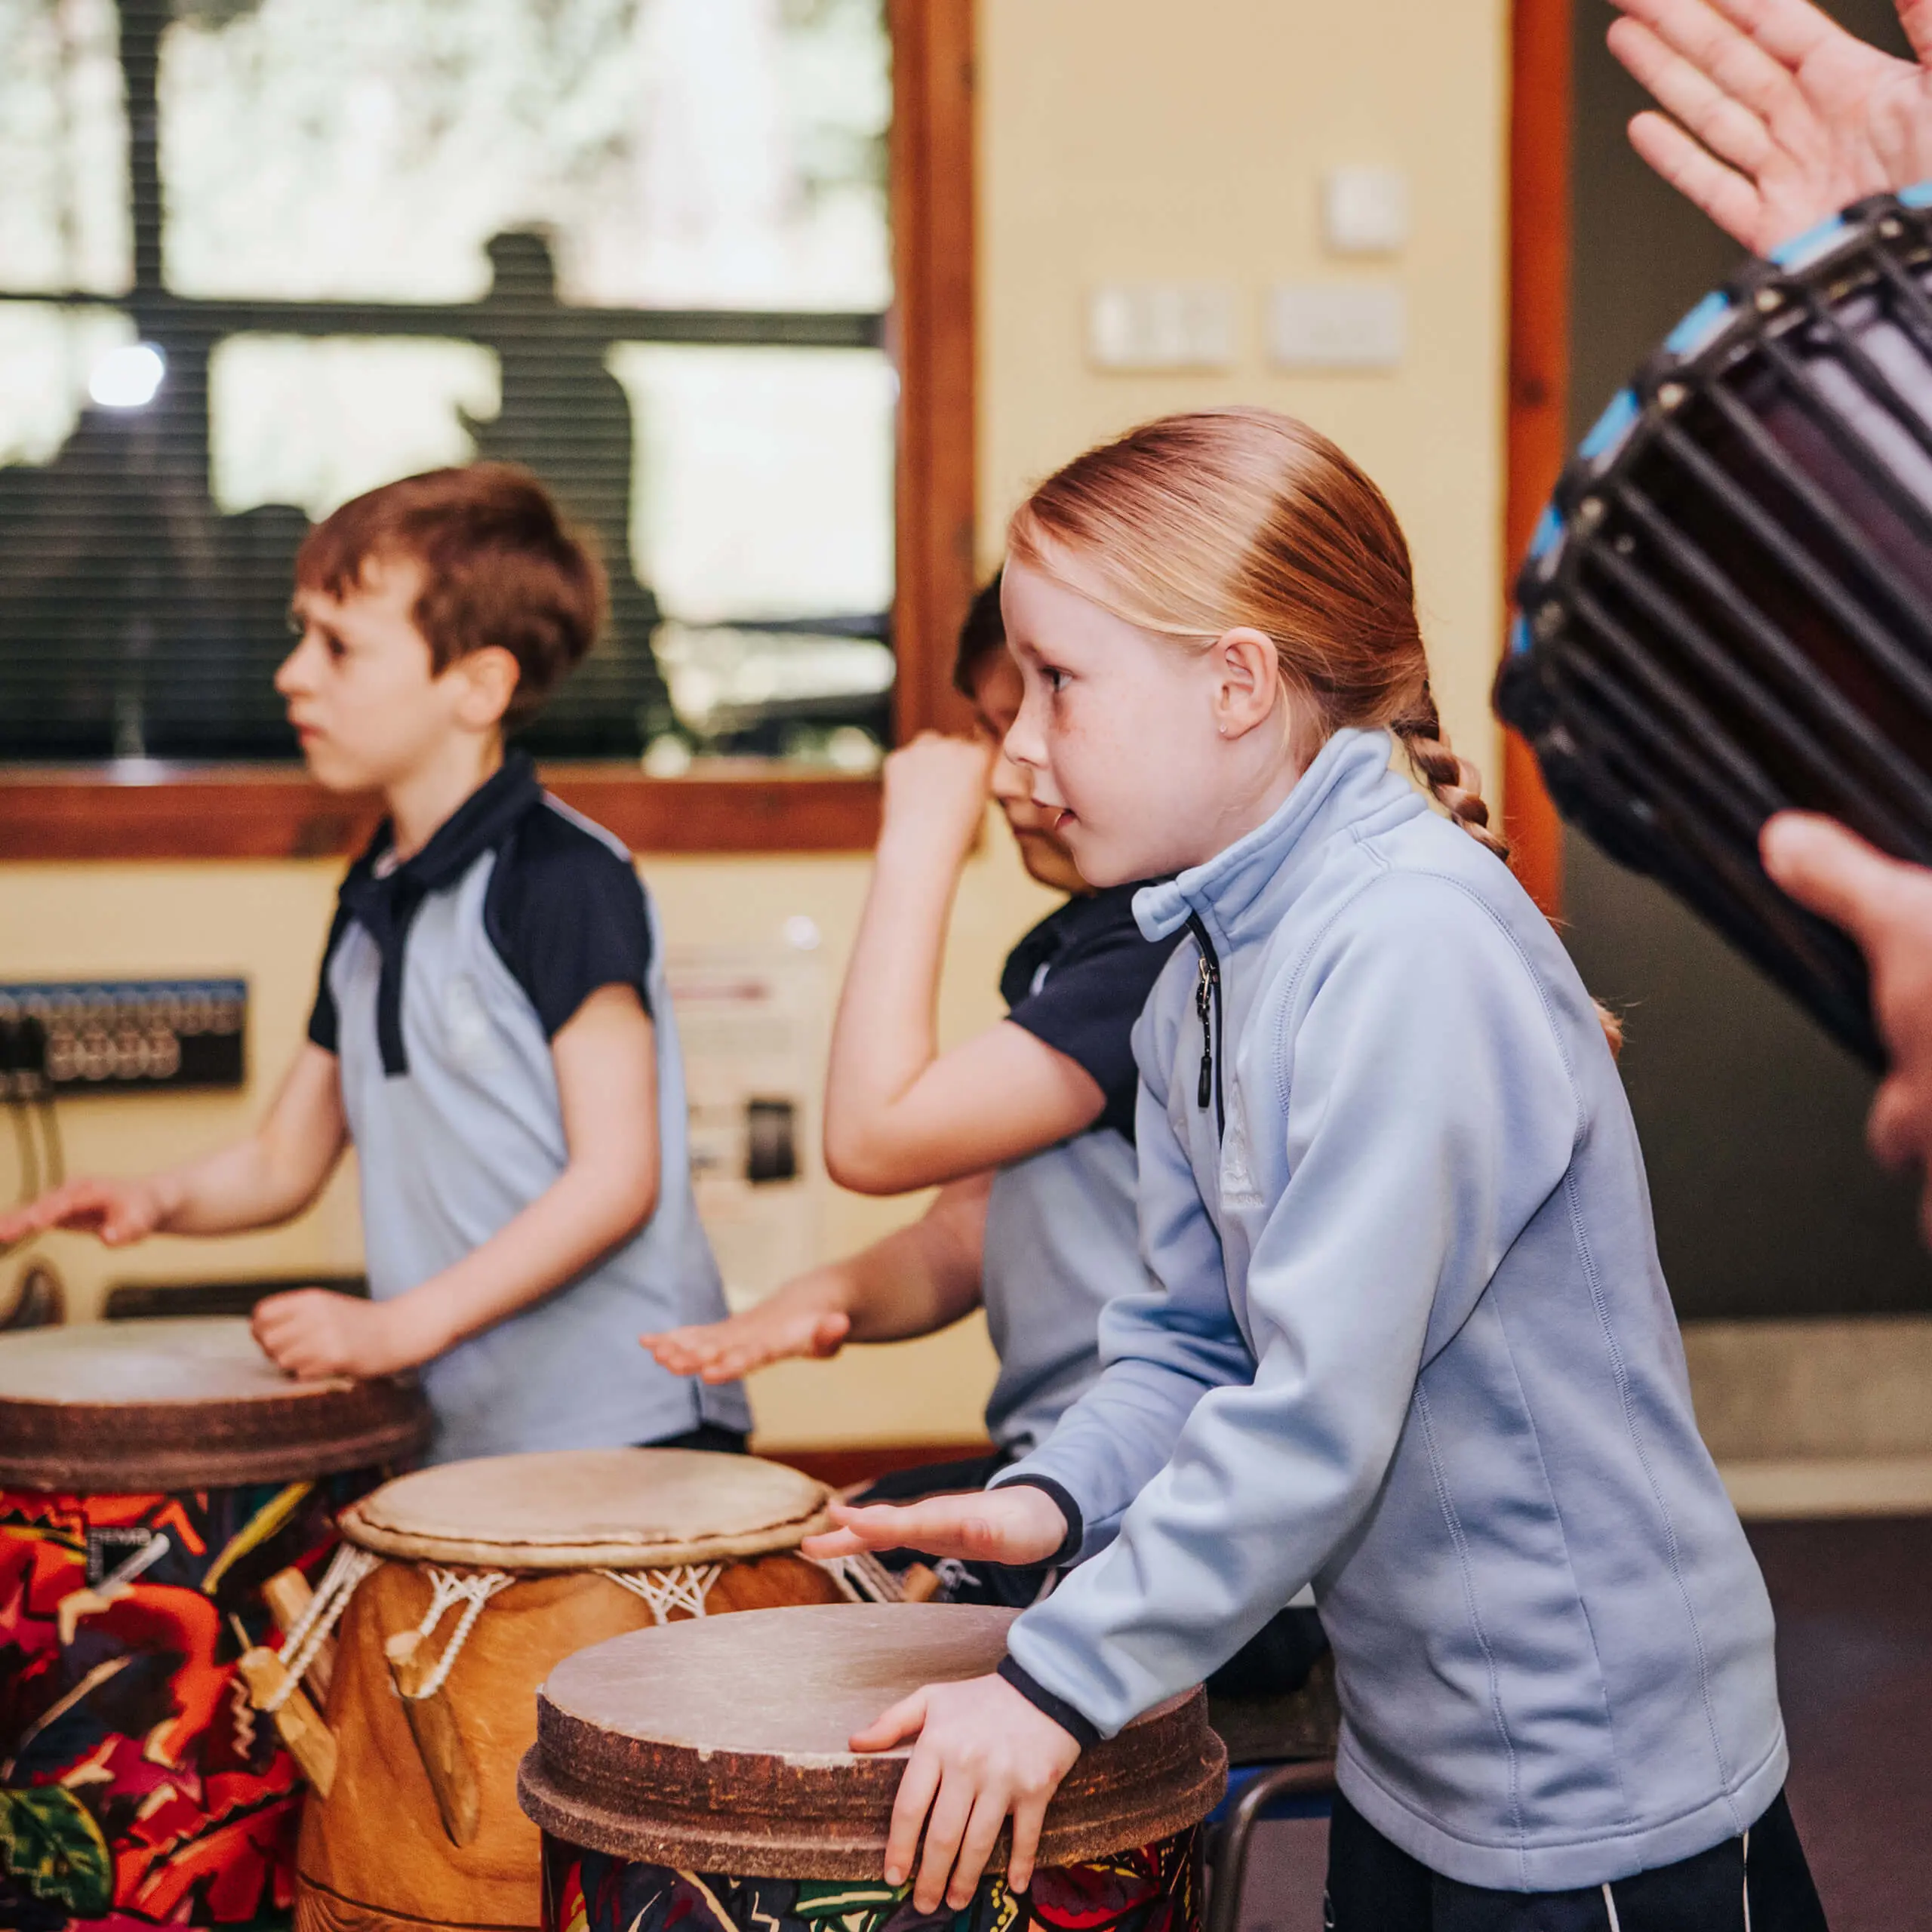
[1088,283,1237,371]
[1267,284,1405,371]
[1323,166,1411,255]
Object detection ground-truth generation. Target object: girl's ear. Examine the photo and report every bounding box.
[1210,627,1282,740]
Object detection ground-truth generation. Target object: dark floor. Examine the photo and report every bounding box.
[1233,1517,1932,1932]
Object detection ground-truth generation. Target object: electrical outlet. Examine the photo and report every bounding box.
[0,980,248,1095]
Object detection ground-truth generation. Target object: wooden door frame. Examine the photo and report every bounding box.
[1503,0,1571,916]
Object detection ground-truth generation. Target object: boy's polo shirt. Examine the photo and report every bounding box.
[309,751,747,1463]
[979,884,1182,1455]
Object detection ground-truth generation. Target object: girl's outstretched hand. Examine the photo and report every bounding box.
[852,1672,1083,1911]
[800,1486,1069,1567]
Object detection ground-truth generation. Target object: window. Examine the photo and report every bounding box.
[0,0,974,854]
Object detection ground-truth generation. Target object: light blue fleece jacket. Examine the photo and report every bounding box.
[995,728,1785,1893]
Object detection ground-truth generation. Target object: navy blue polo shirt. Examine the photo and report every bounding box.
[981,884,1183,1453]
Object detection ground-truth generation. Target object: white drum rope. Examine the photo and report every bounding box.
[398,1568,515,1701]
[263,1543,381,1713]
[598,1563,721,1625]
[813,1551,906,1604]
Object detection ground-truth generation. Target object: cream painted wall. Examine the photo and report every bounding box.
[978,0,1512,782]
[0,0,1513,1447]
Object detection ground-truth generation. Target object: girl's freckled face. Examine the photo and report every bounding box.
[998,558,1230,888]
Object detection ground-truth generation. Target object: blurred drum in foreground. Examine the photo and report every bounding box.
[1499,187,1932,1066]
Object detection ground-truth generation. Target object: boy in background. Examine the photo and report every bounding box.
[0,466,746,1463]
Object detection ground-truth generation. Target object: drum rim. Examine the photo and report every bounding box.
[336,1448,834,1569]
[515,1604,1229,1878]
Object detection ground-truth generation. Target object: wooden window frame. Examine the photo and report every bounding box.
[0,0,976,863]
[1502,0,1571,916]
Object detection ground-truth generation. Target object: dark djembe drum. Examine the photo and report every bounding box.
[0,1316,428,1931]
[1497,186,1932,1065]
[517,1602,1227,1932]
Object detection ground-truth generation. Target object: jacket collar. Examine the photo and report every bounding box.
[1132,728,1424,946]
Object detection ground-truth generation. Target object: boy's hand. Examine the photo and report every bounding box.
[251,1288,429,1380]
[644,1299,852,1383]
[854,1672,1082,1909]
[801,1486,1069,1567]
[878,734,997,870]
[0,1174,177,1249]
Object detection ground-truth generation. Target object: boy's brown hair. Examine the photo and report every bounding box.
[294,463,607,728]
[951,574,1008,698]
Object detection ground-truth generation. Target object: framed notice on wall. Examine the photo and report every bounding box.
[666,942,828,1312]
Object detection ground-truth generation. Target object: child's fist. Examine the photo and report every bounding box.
[878,734,997,865]
[251,1289,423,1380]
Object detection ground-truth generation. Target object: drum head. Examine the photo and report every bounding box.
[518,1603,1227,1876]
[340,1448,832,1568]
[0,1317,431,1489]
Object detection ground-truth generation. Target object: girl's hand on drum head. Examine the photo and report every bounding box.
[800,1487,1069,1567]
[851,1671,1082,1910]
[642,1303,852,1383]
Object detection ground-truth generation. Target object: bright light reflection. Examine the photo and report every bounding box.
[89,343,166,409]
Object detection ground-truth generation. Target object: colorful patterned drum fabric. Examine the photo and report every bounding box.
[518,1605,1226,1932]
[0,1319,429,1932]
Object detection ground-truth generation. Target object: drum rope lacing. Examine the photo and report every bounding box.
[400,1567,516,1700]
[814,1550,906,1604]
[263,1543,381,1713]
[596,1564,721,1623]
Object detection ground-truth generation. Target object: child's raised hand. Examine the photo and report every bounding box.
[251,1287,424,1381]
[852,1672,1082,1909]
[801,1485,1069,1567]
[642,1301,852,1383]
[878,733,997,867]
[0,1174,174,1250]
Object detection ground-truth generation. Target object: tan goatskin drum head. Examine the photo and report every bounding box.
[338,1447,833,1569]
[518,1603,1228,1877]
[0,1316,430,1488]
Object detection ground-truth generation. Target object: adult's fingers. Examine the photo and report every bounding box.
[946,1789,1011,1910]
[1705,0,1857,68]
[1626,109,1767,245]
[1761,812,1906,945]
[1008,1790,1052,1897]
[1609,15,1777,171]
[1867,1074,1921,1172]
[912,1771,976,1912]
[881,1734,941,1887]
[851,1688,928,1754]
[1611,0,1800,117]
[1900,0,1932,71]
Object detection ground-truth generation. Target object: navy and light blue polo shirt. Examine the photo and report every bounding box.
[309,751,747,1463]
[980,885,1182,1454]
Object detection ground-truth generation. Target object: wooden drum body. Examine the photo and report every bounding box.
[295,1449,845,1932]
[519,1604,1227,1932]
[0,1318,429,1932]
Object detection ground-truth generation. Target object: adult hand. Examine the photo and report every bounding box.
[251,1288,427,1380]
[1762,811,1932,1237]
[878,734,997,871]
[801,1485,1069,1567]
[643,1297,852,1383]
[0,1174,177,1249]
[1608,0,1932,254]
[852,1672,1083,1910]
